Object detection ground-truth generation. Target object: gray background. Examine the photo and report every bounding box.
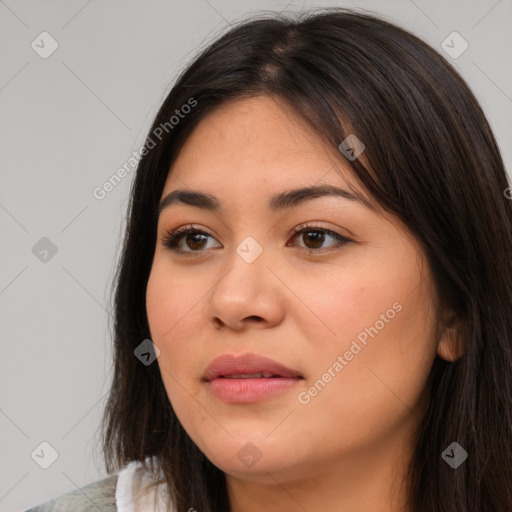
[1,0,510,510]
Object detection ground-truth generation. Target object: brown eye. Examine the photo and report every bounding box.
[289,225,352,253]
[161,225,221,255]
[182,233,209,251]
[299,230,327,249]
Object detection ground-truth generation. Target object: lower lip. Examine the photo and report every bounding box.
[207,377,302,403]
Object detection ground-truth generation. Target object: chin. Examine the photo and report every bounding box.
[198,434,298,478]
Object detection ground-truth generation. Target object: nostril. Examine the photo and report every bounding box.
[246,316,263,322]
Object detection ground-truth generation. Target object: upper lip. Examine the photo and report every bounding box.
[203,353,303,381]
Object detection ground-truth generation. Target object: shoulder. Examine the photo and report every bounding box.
[24,473,119,512]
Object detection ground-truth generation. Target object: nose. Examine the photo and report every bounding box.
[203,245,285,331]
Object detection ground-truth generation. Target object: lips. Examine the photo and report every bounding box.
[203,353,304,404]
[203,353,303,381]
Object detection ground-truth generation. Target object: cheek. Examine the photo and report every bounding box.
[146,264,206,423]
[298,275,437,436]
[293,249,437,418]
[146,260,199,339]
[145,262,203,377]
[288,257,416,354]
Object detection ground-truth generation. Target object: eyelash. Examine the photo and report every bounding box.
[161,223,351,256]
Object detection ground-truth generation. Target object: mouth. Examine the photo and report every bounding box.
[218,372,288,379]
[203,353,303,404]
[203,353,303,381]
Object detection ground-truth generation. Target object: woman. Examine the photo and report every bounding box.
[26,7,512,512]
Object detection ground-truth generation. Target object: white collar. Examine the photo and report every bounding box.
[115,458,173,512]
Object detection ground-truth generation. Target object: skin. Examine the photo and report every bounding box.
[145,95,461,512]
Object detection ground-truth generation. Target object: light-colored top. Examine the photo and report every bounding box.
[115,459,173,512]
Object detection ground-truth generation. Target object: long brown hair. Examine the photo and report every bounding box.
[100,8,512,511]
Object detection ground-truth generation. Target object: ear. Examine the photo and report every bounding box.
[436,310,464,362]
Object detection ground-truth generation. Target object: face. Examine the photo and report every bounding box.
[146,95,452,485]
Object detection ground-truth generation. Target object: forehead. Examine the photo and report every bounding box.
[162,95,363,198]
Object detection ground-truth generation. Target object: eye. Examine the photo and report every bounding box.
[287,223,352,254]
[161,223,352,256]
[161,224,220,255]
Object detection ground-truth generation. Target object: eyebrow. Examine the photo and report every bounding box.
[158,184,374,216]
